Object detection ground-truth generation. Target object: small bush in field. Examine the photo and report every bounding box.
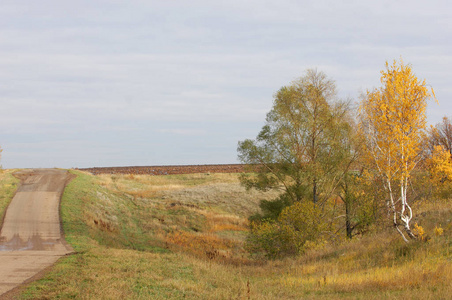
[245,201,326,259]
[434,225,444,236]
[413,223,426,241]
[245,220,296,259]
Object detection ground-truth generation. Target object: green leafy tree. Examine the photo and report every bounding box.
[238,69,355,217]
[239,70,359,258]
[339,169,386,239]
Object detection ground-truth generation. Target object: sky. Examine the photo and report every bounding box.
[0,0,451,169]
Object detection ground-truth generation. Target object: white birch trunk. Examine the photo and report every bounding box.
[387,179,409,242]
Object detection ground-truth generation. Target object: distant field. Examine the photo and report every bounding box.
[78,164,245,175]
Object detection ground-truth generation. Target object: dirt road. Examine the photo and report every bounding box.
[0,169,74,296]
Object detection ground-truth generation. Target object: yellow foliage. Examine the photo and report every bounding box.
[434,225,444,236]
[429,145,452,185]
[359,59,436,240]
[360,59,435,181]
[413,223,426,241]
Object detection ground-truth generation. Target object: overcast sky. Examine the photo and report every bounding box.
[0,0,451,169]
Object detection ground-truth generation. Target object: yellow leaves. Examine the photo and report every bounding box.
[431,87,438,104]
[360,59,435,181]
[434,225,444,236]
[412,223,426,241]
[413,223,443,240]
[428,145,452,185]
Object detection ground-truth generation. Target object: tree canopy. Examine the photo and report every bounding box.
[238,69,356,209]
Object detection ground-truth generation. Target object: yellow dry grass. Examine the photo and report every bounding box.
[17,171,452,299]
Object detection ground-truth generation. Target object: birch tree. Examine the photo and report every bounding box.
[359,60,435,241]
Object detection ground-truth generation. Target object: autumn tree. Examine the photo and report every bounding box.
[238,69,355,212]
[359,60,435,241]
[428,116,452,155]
[238,69,357,257]
[429,145,452,182]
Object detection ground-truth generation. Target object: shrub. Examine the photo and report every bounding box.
[245,201,326,259]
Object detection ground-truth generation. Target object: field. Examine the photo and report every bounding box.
[78,164,245,176]
[2,168,451,299]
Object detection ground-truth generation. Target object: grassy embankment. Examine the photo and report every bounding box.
[17,170,452,299]
[0,169,19,224]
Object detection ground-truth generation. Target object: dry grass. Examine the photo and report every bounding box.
[88,172,279,260]
[18,170,452,299]
[0,169,19,222]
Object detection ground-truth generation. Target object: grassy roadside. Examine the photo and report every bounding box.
[0,169,19,225]
[19,170,452,299]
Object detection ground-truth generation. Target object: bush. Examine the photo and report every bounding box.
[245,201,326,259]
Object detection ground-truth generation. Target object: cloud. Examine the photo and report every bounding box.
[0,0,451,168]
[156,128,207,136]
